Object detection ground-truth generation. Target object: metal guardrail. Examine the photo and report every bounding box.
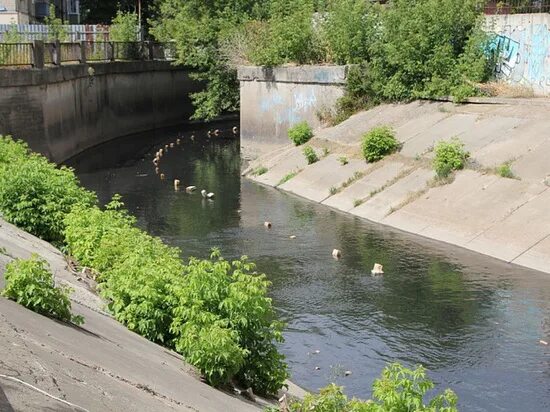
[485,1,550,14]
[0,41,177,68]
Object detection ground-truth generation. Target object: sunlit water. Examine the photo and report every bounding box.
[67,124,550,411]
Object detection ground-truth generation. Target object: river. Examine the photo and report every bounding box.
[66,123,550,411]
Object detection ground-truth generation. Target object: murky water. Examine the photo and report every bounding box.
[67,124,550,411]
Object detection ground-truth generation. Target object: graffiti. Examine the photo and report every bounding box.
[491,19,550,94]
[293,89,317,112]
[490,34,521,78]
[260,93,284,112]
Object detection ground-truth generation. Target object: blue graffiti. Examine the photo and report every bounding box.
[489,34,521,78]
[260,93,284,112]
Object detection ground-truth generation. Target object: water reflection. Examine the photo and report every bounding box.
[67,125,550,412]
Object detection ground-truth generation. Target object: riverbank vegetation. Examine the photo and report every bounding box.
[0,135,287,395]
[267,363,458,411]
[151,0,494,121]
[2,255,84,325]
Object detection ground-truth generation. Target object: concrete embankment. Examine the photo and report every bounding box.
[0,217,265,411]
[245,99,550,274]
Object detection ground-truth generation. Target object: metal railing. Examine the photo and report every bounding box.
[0,42,34,66]
[0,41,177,68]
[485,1,550,14]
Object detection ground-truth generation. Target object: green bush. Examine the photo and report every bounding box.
[171,250,288,394]
[0,138,96,244]
[286,363,458,412]
[433,138,470,177]
[288,121,314,146]
[361,126,399,162]
[2,255,83,325]
[496,162,515,179]
[110,10,139,42]
[303,145,319,165]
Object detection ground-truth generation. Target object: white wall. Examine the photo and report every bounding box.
[487,13,550,95]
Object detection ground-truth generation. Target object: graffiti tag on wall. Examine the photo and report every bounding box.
[491,21,550,94]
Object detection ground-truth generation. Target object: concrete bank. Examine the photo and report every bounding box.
[244,100,550,275]
[0,217,267,412]
[0,61,200,162]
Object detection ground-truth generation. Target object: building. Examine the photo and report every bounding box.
[0,0,79,25]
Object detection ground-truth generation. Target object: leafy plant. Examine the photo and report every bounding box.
[303,145,319,165]
[288,121,314,146]
[110,10,139,42]
[338,156,349,166]
[433,138,470,178]
[496,161,515,179]
[361,126,399,162]
[45,4,68,41]
[0,137,96,243]
[329,186,337,195]
[2,255,83,325]
[285,363,458,411]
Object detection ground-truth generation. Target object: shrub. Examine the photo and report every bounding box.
[252,166,268,176]
[171,250,288,394]
[496,162,515,179]
[433,138,470,177]
[361,126,399,162]
[303,145,319,164]
[288,363,458,411]
[288,121,314,146]
[0,139,96,244]
[2,255,83,325]
[110,11,139,42]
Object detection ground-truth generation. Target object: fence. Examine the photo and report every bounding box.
[0,41,176,68]
[485,1,550,14]
[0,24,110,43]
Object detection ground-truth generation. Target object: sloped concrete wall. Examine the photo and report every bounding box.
[0,61,200,162]
[488,13,550,95]
[238,65,348,158]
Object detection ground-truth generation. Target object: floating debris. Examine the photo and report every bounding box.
[264,221,272,229]
[332,249,341,259]
[232,126,238,135]
[160,173,165,180]
[201,190,215,199]
[371,263,384,275]
[315,366,321,371]
[214,129,221,137]
[186,185,197,192]
[345,370,352,376]
[540,340,548,346]
[155,167,159,174]
[176,138,181,145]
[289,235,296,239]
[170,142,175,148]
[174,179,180,190]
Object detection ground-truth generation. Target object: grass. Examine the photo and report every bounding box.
[322,147,330,157]
[252,166,268,176]
[478,81,535,98]
[495,161,516,179]
[278,171,299,186]
[353,199,364,208]
[338,156,349,166]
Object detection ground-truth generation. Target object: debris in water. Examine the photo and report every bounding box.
[264,221,272,229]
[345,370,352,376]
[160,173,165,180]
[186,186,197,192]
[289,235,296,239]
[540,340,548,346]
[371,263,384,275]
[174,179,180,190]
[332,249,341,259]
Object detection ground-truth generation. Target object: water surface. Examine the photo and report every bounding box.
[67,125,550,411]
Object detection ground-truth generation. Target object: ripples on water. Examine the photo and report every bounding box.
[67,124,550,411]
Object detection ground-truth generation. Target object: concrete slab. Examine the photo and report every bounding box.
[465,187,550,262]
[395,111,450,143]
[322,161,408,211]
[400,113,479,157]
[250,146,308,187]
[459,116,526,153]
[473,120,550,168]
[511,138,550,182]
[351,168,434,222]
[279,155,369,202]
[513,235,550,273]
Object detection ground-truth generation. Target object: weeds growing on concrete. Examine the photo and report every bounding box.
[278,171,299,186]
[252,166,268,176]
[303,145,319,165]
[496,162,516,179]
[329,186,338,195]
[322,147,330,157]
[338,156,349,165]
[353,199,364,208]
[288,121,314,146]
[433,138,469,178]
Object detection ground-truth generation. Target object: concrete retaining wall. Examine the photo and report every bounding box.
[238,65,347,157]
[0,61,200,162]
[488,13,550,95]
